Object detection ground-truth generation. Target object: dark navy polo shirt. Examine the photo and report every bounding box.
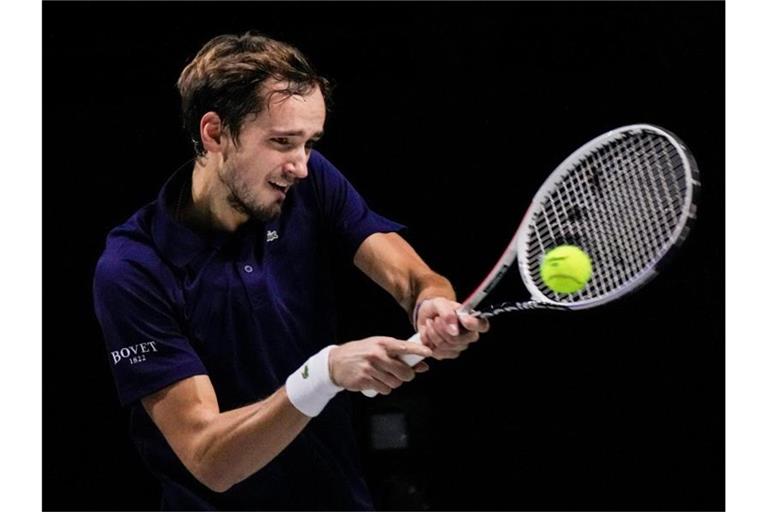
[93,150,404,510]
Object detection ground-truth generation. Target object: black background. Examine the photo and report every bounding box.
[43,2,724,510]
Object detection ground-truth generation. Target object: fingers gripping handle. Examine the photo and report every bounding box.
[362,332,425,398]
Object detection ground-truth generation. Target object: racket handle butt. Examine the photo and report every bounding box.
[362,333,424,398]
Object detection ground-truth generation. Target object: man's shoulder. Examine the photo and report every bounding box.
[95,204,170,285]
[308,148,330,168]
[307,149,343,178]
[305,150,351,196]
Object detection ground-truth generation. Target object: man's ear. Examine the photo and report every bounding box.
[199,112,227,154]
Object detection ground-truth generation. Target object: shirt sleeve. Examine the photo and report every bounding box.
[308,150,406,257]
[93,253,207,406]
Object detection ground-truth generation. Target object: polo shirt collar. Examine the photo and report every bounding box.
[152,161,237,269]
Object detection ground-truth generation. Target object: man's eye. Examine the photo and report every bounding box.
[272,137,291,146]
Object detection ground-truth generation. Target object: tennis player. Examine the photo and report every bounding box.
[93,32,489,510]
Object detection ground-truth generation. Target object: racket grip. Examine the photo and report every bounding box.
[362,332,425,398]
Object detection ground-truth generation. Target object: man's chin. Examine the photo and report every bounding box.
[247,203,282,223]
[228,193,281,222]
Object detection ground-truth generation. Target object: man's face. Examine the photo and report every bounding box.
[219,84,326,221]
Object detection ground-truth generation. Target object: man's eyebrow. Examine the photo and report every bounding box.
[269,129,324,139]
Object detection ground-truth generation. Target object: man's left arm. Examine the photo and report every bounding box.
[353,232,489,360]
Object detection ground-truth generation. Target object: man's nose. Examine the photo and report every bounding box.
[285,152,309,180]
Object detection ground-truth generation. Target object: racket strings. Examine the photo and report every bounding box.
[525,130,689,302]
[562,135,683,290]
[591,137,682,273]
[545,133,684,294]
[602,135,687,254]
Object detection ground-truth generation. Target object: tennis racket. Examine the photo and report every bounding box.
[363,123,700,397]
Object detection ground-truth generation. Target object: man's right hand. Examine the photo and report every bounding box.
[328,337,432,395]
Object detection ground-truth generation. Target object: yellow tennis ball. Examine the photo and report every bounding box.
[540,245,593,294]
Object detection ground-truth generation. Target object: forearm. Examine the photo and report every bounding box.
[352,232,457,326]
[194,388,310,492]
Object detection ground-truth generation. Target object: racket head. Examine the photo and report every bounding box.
[517,124,700,309]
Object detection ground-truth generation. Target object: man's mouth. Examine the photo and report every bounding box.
[268,180,290,195]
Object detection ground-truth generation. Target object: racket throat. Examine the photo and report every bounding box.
[474,300,571,318]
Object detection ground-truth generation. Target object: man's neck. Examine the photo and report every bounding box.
[178,158,249,233]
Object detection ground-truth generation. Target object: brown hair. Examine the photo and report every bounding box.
[177,32,332,156]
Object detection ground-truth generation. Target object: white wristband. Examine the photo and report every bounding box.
[285,345,343,417]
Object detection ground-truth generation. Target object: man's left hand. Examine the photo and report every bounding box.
[415,297,490,360]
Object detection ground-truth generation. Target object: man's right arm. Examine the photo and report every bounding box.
[142,374,309,493]
[141,336,432,493]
